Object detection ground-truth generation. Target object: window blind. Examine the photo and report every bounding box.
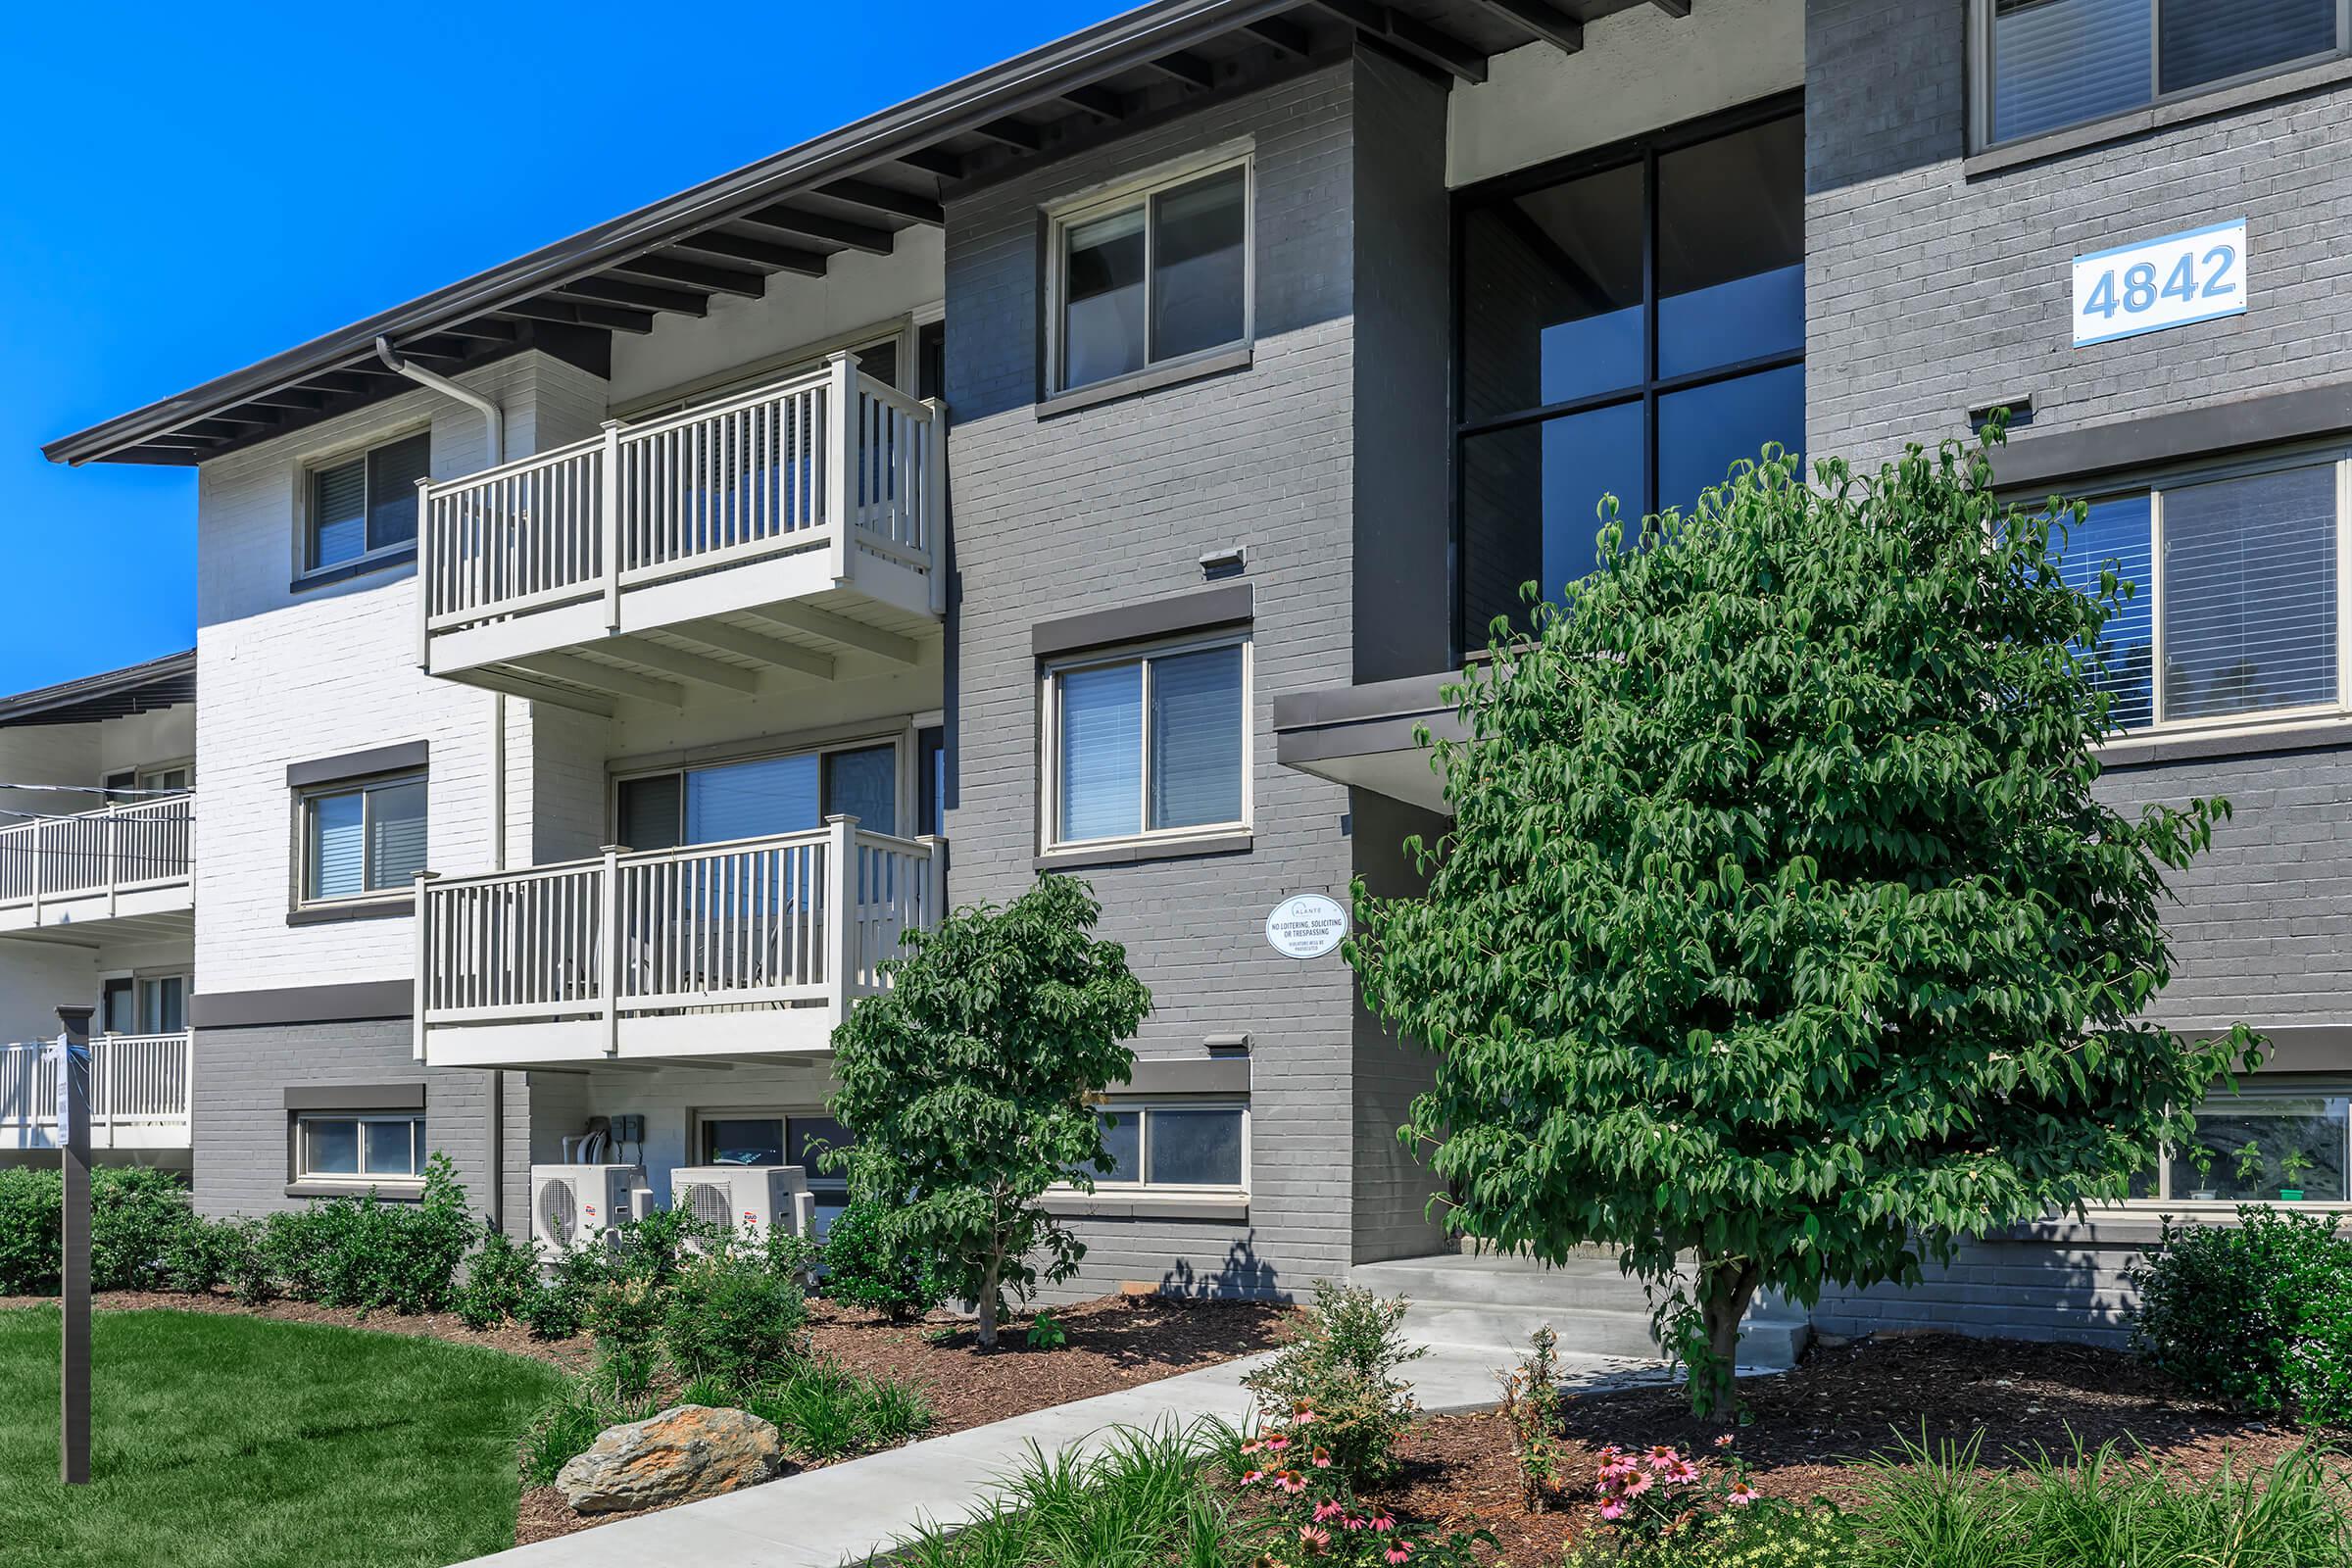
[1991,0,2155,142]
[366,432,430,552]
[2056,494,2156,729]
[367,779,429,890]
[1149,645,1244,830]
[685,754,820,845]
[822,745,898,836]
[311,459,368,568]
[2161,464,2338,720]
[1058,663,1144,842]
[308,792,366,899]
[2160,0,2336,93]
[617,773,684,852]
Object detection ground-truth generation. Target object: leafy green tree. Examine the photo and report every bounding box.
[828,874,1151,1349]
[1349,435,2259,1415]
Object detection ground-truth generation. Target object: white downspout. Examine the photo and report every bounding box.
[378,335,513,1231]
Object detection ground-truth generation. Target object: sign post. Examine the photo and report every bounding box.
[55,1004,92,1487]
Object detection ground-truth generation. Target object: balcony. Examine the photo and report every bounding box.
[0,1032,194,1152]
[415,817,941,1068]
[418,355,945,711]
[0,796,194,938]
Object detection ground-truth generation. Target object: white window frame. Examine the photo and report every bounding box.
[1970,0,2352,153]
[2110,1084,2352,1210]
[294,1112,427,1185]
[1043,146,1255,397]
[695,1107,854,1194]
[1039,631,1253,855]
[298,425,431,577]
[611,727,916,848]
[1064,1100,1250,1195]
[295,769,428,906]
[2055,442,2352,743]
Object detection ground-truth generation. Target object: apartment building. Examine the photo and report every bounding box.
[34,0,2352,1348]
[0,653,196,1167]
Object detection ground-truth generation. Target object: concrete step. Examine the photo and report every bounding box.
[1350,1255,1810,1375]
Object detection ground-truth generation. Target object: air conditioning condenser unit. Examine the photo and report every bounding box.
[530,1163,643,1252]
[669,1164,814,1245]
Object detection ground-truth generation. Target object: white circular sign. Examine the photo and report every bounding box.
[1265,894,1348,959]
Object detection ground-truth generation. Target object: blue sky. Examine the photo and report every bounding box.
[0,0,1112,694]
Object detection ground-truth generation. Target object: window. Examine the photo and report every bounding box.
[2128,1088,2351,1204]
[1052,159,1250,393]
[297,1113,426,1184]
[2053,449,2348,732]
[1073,1102,1248,1191]
[300,772,427,902]
[698,1112,853,1237]
[1455,103,1804,651]
[1977,0,2348,148]
[1045,637,1248,850]
[615,738,903,852]
[307,430,430,572]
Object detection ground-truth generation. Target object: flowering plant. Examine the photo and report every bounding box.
[1233,1408,1494,1567]
[1497,1325,1572,1510]
[1588,1435,1757,1544]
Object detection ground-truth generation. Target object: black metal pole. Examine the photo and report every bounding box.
[57,1004,92,1487]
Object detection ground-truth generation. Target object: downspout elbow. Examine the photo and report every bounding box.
[373,335,503,466]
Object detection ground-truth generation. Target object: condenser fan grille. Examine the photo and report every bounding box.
[682,1182,733,1228]
[537,1179,579,1244]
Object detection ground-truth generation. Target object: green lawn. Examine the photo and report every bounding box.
[0,1306,564,1568]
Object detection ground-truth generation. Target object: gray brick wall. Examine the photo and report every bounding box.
[1805,0,2352,1348]
[192,1018,536,1225]
[945,60,1370,1299]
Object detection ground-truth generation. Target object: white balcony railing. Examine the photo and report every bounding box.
[0,1032,194,1149]
[418,354,944,647]
[0,796,193,923]
[416,817,941,1058]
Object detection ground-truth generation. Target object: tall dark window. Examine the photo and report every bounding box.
[1453,99,1806,652]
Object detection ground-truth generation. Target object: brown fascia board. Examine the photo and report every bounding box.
[41,0,1306,466]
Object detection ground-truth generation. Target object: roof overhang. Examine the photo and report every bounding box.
[1272,669,1464,814]
[0,649,196,727]
[44,0,1688,467]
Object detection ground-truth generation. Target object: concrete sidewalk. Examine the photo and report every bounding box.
[465,1344,1673,1568]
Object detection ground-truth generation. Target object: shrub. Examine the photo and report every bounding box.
[1025,1307,1067,1351]
[662,1252,808,1390]
[586,1274,665,1400]
[519,1243,606,1342]
[250,1154,474,1314]
[0,1166,62,1293]
[156,1212,248,1294]
[1241,1282,1424,1488]
[1499,1325,1572,1511]
[1235,1405,1495,1567]
[519,1380,655,1488]
[1563,1500,1849,1567]
[452,1225,538,1331]
[2128,1206,2352,1423]
[821,1199,945,1323]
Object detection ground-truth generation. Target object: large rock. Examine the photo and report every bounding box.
[555,1404,784,1514]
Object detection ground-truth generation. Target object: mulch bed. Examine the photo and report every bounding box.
[514,1293,1292,1544]
[1357,1332,2344,1563]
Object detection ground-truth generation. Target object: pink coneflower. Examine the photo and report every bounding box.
[1622,1470,1655,1497]
[1598,1499,1626,1521]
[1292,1407,1318,1424]
[1384,1545,1413,1565]
[1298,1524,1331,1549]
[1314,1500,1347,1524]
[1273,1470,1307,1495]
[1267,1436,1292,1452]
[1311,1446,1333,1469]
[1343,1514,1369,1533]
[1596,1445,1623,1461]
[1647,1445,1681,1464]
[1240,1469,1263,1487]
[1713,1435,1735,1450]
[1370,1513,1397,1534]
[1727,1480,1760,1506]
[1241,1439,1263,1455]
[1664,1458,1701,1485]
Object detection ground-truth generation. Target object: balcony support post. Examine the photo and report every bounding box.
[412,871,439,1063]
[598,846,623,1055]
[825,815,858,1022]
[598,419,625,633]
[824,352,859,584]
[921,398,949,616]
[916,833,947,934]
[416,476,434,670]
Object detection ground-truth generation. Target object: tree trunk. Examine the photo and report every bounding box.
[976,1249,1003,1351]
[1695,1254,1760,1422]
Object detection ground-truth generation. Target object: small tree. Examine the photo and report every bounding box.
[828,873,1151,1349]
[1349,434,2260,1416]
